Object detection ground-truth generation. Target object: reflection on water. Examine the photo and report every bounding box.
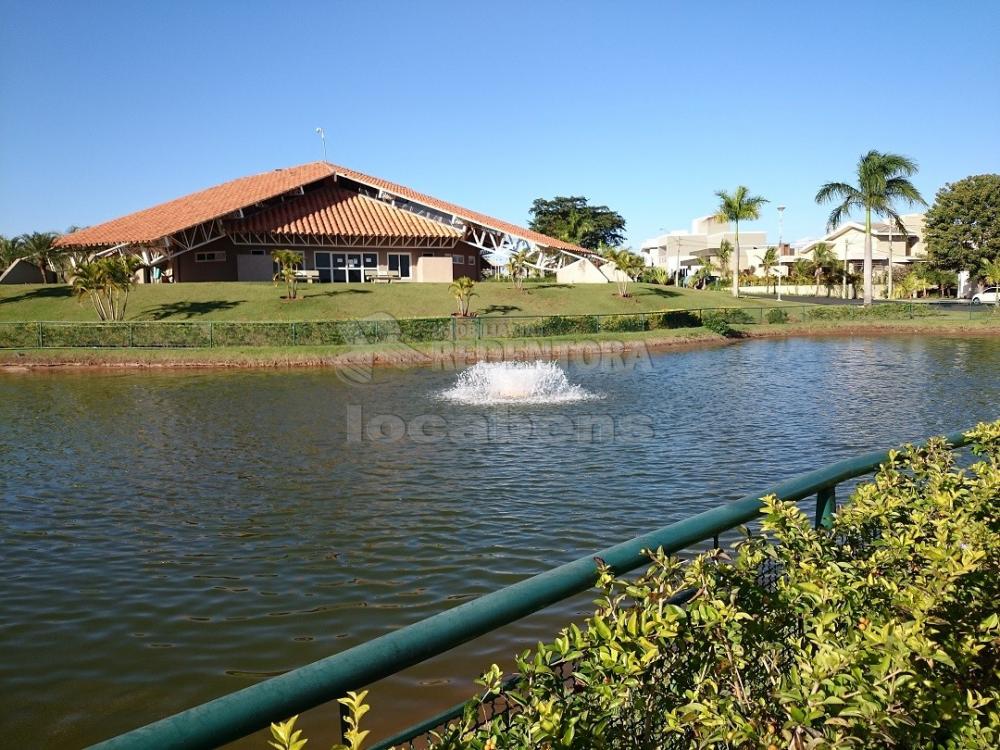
[1,335,998,747]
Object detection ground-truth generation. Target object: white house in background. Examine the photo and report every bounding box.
[789,213,926,275]
[641,215,769,282]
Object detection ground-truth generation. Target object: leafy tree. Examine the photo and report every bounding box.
[692,254,715,288]
[714,186,768,298]
[19,231,61,282]
[71,255,143,320]
[760,246,778,293]
[925,174,1000,274]
[816,150,926,305]
[791,258,811,285]
[507,249,530,291]
[528,196,626,250]
[271,249,302,300]
[449,275,476,316]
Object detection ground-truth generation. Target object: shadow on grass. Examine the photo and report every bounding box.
[636,285,681,299]
[527,283,573,290]
[0,286,73,304]
[305,289,374,298]
[145,301,245,319]
[481,304,522,315]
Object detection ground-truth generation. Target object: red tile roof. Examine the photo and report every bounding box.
[55,163,336,247]
[55,161,591,255]
[238,186,461,241]
[329,163,591,255]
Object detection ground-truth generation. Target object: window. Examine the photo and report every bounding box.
[452,254,465,264]
[248,249,266,256]
[387,253,412,279]
[195,251,226,263]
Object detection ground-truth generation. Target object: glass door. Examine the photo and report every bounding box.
[387,253,411,280]
[314,251,332,283]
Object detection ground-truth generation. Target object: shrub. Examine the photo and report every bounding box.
[648,310,700,330]
[512,316,600,337]
[130,322,211,347]
[396,317,452,343]
[598,314,648,332]
[701,312,737,336]
[39,322,130,347]
[274,422,1000,750]
[211,322,295,347]
[0,322,40,348]
[766,308,789,324]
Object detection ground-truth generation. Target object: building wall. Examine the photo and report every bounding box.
[167,239,483,282]
[0,258,57,284]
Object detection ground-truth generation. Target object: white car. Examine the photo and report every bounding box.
[972,286,999,305]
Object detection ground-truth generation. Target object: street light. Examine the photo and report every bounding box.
[315,127,327,160]
[776,205,786,302]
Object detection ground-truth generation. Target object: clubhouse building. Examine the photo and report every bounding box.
[55,162,590,283]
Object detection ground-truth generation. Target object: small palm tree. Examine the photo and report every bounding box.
[70,255,143,320]
[982,257,1000,308]
[760,246,779,294]
[715,187,768,298]
[20,231,60,282]
[815,150,926,306]
[271,249,302,300]
[717,239,733,285]
[507,249,530,291]
[450,276,476,316]
[811,243,836,296]
[791,258,811,285]
[602,248,645,297]
[693,255,715,288]
[0,234,24,270]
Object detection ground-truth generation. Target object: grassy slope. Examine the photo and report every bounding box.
[0,282,796,322]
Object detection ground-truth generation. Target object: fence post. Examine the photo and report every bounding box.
[815,486,836,529]
[451,317,457,341]
[292,321,298,346]
[209,321,214,348]
[475,317,482,340]
[37,321,43,348]
[909,302,914,319]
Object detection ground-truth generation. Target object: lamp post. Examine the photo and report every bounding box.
[315,127,327,160]
[776,205,785,301]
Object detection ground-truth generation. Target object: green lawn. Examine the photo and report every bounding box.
[0,282,796,322]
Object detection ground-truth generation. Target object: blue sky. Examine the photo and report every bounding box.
[1,0,998,247]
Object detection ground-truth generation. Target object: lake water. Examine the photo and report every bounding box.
[2,335,998,747]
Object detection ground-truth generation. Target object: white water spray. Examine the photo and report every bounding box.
[439,361,598,405]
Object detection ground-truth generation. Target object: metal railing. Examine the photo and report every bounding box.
[88,427,980,750]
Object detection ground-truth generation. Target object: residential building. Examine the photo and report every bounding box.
[54,162,592,283]
[788,213,926,276]
[640,215,769,282]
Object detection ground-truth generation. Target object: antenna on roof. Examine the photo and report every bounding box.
[315,128,327,161]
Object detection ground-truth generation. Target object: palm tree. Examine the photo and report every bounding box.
[982,257,1000,308]
[810,243,836,297]
[715,187,769,298]
[70,255,143,320]
[760,246,778,294]
[1,234,24,270]
[450,276,476,316]
[693,255,715,289]
[271,249,302,300]
[717,239,733,285]
[19,231,60,282]
[602,248,645,297]
[815,150,926,306]
[507,249,530,291]
[791,258,811,286]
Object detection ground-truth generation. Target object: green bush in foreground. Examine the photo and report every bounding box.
[272,421,1000,749]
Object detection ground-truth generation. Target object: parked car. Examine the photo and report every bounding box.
[972,286,999,304]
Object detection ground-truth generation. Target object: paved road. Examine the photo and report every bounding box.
[743,293,974,308]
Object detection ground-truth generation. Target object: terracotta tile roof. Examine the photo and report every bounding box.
[55,160,591,255]
[237,186,461,241]
[329,163,593,255]
[55,162,336,247]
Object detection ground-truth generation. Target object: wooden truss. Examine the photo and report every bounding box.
[229,230,458,250]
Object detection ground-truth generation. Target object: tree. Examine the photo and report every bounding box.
[19,231,61,282]
[0,234,24,270]
[791,258,811,285]
[715,186,768,298]
[982,257,1000,308]
[811,243,836,296]
[815,150,926,305]
[271,249,302,300]
[71,255,143,320]
[760,246,778,293]
[924,174,1000,275]
[507,249,530,291]
[693,255,715,289]
[601,248,644,298]
[717,239,733,284]
[450,276,476,316]
[528,196,626,250]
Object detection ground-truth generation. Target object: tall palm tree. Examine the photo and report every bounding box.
[715,187,769,298]
[815,150,926,306]
[811,243,836,296]
[760,246,778,294]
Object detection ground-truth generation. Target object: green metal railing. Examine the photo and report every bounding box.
[87,427,979,750]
